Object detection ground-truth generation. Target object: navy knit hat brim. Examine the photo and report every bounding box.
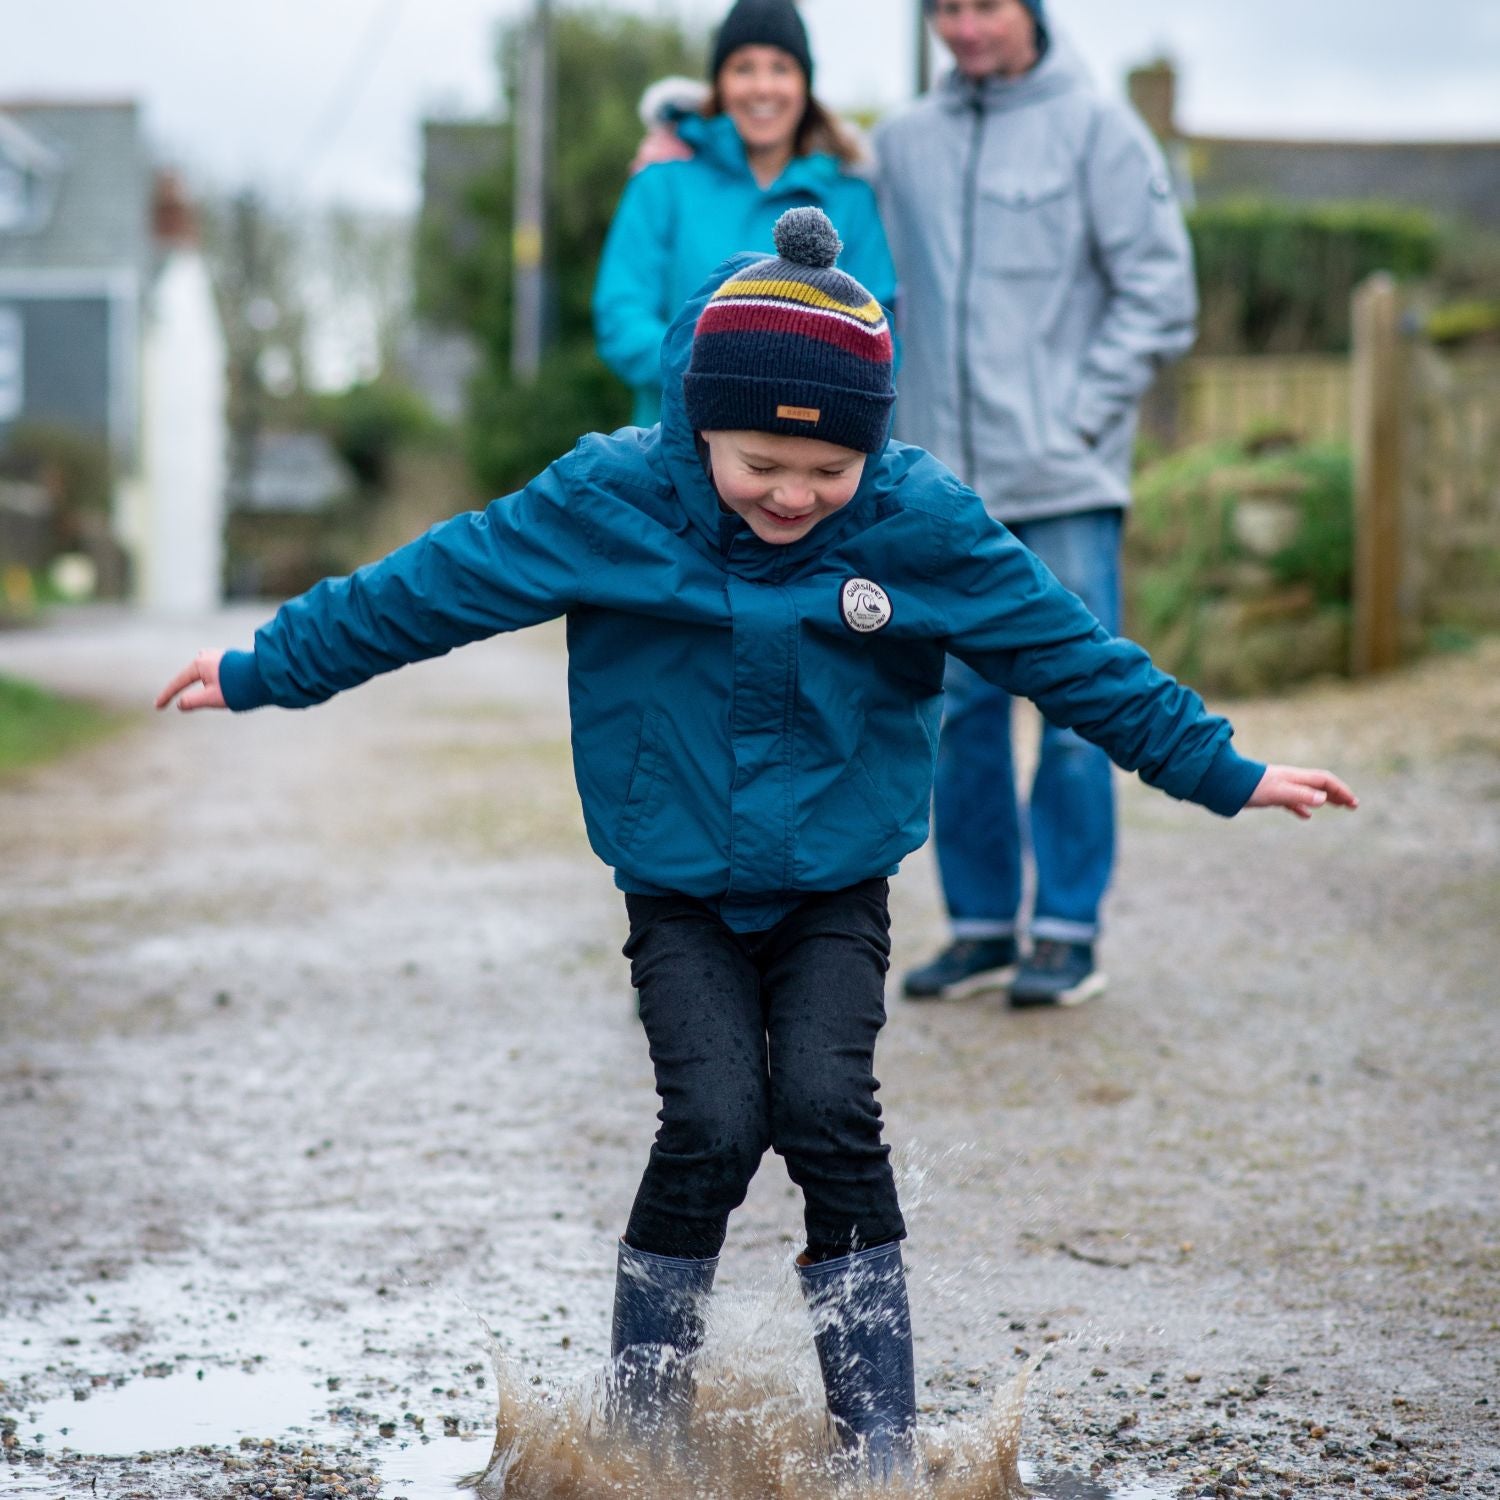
[711,0,814,85]
[684,371,894,454]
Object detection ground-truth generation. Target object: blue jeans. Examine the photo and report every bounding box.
[933,508,1123,944]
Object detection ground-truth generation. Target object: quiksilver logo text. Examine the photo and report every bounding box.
[840,577,892,634]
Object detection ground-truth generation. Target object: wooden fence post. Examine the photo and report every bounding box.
[1350,273,1406,676]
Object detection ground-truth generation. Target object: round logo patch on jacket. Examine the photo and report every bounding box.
[840,577,892,634]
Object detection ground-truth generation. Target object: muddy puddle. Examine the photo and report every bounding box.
[10,1321,1170,1500]
[8,1365,485,1496]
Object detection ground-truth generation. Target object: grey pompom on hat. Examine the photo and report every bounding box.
[773,206,843,269]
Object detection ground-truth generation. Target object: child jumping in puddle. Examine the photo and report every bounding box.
[158,209,1355,1483]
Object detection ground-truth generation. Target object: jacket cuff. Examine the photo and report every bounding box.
[218,649,272,712]
[1191,740,1266,818]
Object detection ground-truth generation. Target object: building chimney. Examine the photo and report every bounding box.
[1127,58,1178,141]
[152,169,198,247]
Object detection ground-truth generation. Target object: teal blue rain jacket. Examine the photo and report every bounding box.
[592,112,897,427]
[221,256,1265,932]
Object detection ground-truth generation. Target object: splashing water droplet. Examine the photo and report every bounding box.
[469,1276,1038,1500]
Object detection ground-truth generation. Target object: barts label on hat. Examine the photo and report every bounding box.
[840,577,892,634]
[777,404,821,423]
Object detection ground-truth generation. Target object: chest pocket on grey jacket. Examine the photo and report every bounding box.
[978,172,1074,277]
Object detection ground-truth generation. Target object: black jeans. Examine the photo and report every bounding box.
[621,879,905,1262]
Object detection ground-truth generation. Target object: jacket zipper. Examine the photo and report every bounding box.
[955,94,985,489]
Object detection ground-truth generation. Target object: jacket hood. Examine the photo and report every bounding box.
[676,111,843,192]
[937,29,1090,114]
[657,251,889,568]
[638,75,711,129]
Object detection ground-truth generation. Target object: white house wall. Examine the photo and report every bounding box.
[139,249,226,614]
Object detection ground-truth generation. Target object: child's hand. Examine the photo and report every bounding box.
[1246,764,1358,820]
[156,650,228,712]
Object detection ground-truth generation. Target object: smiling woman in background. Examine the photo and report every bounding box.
[592,0,897,428]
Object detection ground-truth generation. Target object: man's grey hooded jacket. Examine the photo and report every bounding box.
[874,39,1196,523]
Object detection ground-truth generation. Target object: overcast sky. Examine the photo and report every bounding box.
[4,0,1499,214]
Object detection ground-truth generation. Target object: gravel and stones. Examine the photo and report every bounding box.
[1,609,1496,1498]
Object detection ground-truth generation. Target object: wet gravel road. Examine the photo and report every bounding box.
[1,606,1497,1499]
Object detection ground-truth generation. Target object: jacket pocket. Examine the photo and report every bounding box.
[615,709,667,855]
[977,172,1074,277]
[796,731,927,887]
[845,743,905,843]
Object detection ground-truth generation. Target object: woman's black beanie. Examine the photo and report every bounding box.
[711,0,814,86]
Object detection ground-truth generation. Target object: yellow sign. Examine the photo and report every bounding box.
[513,224,543,270]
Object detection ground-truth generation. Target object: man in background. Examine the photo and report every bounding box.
[878,0,1197,1006]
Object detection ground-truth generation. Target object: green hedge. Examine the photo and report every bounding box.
[1189,198,1441,354]
[308,380,446,493]
[1425,297,1500,348]
[467,344,631,499]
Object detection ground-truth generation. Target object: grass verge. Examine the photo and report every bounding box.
[0,674,130,775]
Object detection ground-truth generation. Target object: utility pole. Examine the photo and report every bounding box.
[227,191,267,512]
[511,0,552,383]
[914,0,931,95]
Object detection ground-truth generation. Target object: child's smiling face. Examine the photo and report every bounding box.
[702,430,866,546]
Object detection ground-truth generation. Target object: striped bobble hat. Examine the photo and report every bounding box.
[684,207,895,454]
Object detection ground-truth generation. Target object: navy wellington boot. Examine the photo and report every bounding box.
[798,1241,917,1483]
[608,1240,719,1441]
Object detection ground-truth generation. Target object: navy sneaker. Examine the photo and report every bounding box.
[902,937,1019,1001]
[1009,939,1106,1008]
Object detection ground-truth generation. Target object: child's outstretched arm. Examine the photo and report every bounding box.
[1246,765,1358,820]
[156,650,226,712]
[934,486,1359,822]
[150,449,599,718]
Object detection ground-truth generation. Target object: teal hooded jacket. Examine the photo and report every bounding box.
[220,255,1264,933]
[592,112,897,428]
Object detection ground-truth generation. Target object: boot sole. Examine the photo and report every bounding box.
[1009,970,1108,1008]
[902,964,1019,1002]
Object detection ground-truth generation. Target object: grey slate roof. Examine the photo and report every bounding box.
[0,102,152,279]
[1188,135,1500,231]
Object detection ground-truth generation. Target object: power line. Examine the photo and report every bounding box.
[295,0,413,191]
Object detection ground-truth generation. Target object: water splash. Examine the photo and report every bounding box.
[467,1272,1035,1500]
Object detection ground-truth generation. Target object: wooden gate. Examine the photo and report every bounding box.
[1351,275,1500,674]
[1178,355,1351,447]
